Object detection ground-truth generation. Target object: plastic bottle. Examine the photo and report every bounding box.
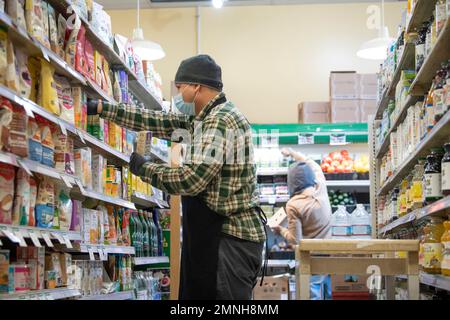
[441,219,450,276]
[134,212,143,257]
[153,210,164,256]
[139,211,150,257]
[423,217,445,274]
[129,211,137,255]
[148,212,159,256]
[419,225,429,271]
[331,205,351,239]
[424,149,444,203]
[351,204,372,239]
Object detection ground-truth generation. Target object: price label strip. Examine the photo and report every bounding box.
[76,129,86,144]
[268,196,277,205]
[330,133,347,146]
[58,120,68,136]
[41,232,54,247]
[14,97,35,118]
[298,133,314,145]
[12,229,27,247]
[29,230,42,247]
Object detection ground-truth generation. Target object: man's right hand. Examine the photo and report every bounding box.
[87,99,101,115]
[281,148,292,157]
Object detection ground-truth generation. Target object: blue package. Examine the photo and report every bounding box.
[41,146,55,167]
[35,204,54,228]
[29,138,43,162]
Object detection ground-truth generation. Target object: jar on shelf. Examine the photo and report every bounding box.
[419,224,429,271]
[399,177,409,217]
[441,218,450,276]
[433,62,448,123]
[423,217,445,274]
[442,143,450,196]
[391,187,399,222]
[424,148,444,203]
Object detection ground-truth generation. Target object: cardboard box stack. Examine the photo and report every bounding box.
[298,71,378,124]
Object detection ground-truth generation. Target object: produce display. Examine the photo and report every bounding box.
[328,190,356,207]
[321,150,355,174]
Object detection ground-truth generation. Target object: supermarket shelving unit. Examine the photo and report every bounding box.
[370,0,450,297]
[0,5,170,300]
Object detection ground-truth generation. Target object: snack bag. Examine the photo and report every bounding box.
[0,97,13,151]
[35,177,55,228]
[54,75,74,124]
[7,104,28,157]
[39,58,59,115]
[28,117,42,162]
[6,40,19,93]
[15,50,31,99]
[47,4,58,54]
[75,25,87,76]
[52,127,75,175]
[40,0,50,49]
[6,0,27,31]
[0,28,7,86]
[55,186,72,231]
[57,14,67,58]
[25,0,44,45]
[27,57,40,103]
[0,163,15,224]
[72,87,87,131]
[37,117,55,167]
[84,39,95,81]
[65,15,81,67]
[70,200,82,232]
[12,168,32,226]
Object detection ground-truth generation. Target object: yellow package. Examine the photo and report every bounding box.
[39,58,59,115]
[6,40,19,92]
[25,0,44,45]
[94,51,103,87]
[0,29,7,86]
[28,57,40,103]
[102,58,112,96]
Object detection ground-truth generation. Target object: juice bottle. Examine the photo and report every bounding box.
[139,211,150,257]
[424,149,444,204]
[399,178,408,217]
[411,163,425,210]
[129,211,137,256]
[441,219,450,276]
[433,62,448,123]
[423,217,445,274]
[419,225,429,271]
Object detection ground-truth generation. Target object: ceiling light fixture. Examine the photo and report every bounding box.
[357,0,395,60]
[132,0,165,61]
[212,0,224,9]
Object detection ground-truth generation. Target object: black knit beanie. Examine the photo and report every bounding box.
[174,54,223,91]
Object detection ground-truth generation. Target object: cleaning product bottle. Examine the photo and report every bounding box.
[331,205,351,239]
[441,218,450,276]
[423,217,445,274]
[351,204,372,240]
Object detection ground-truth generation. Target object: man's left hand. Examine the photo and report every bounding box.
[130,152,151,176]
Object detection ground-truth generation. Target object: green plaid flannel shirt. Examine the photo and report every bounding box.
[100,93,266,243]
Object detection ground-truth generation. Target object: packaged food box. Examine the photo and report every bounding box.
[74,147,92,189]
[0,250,10,293]
[253,275,290,300]
[331,274,370,293]
[298,102,330,124]
[331,99,360,123]
[92,154,106,193]
[59,253,72,286]
[330,71,358,100]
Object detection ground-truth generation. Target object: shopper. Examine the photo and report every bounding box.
[87,54,266,300]
[271,148,332,299]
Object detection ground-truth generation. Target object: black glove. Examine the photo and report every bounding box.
[129,152,151,176]
[87,99,99,115]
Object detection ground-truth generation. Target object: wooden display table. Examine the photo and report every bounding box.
[295,239,420,300]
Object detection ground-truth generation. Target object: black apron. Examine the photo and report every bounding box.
[179,195,225,300]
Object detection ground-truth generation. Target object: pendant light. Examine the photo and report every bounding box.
[357,0,395,60]
[132,0,165,61]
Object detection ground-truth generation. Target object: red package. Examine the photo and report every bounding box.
[7,104,28,157]
[75,25,87,76]
[84,39,96,82]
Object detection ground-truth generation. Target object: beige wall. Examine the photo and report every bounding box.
[108,2,405,124]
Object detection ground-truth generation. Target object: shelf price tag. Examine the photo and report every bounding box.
[58,120,68,136]
[13,230,27,247]
[76,129,86,144]
[62,234,73,249]
[1,227,21,243]
[41,232,54,247]
[298,133,314,145]
[60,175,74,189]
[288,260,296,269]
[330,133,347,146]
[75,179,86,195]
[87,246,96,261]
[51,232,65,245]
[29,230,42,247]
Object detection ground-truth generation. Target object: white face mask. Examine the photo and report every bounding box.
[173,85,198,116]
